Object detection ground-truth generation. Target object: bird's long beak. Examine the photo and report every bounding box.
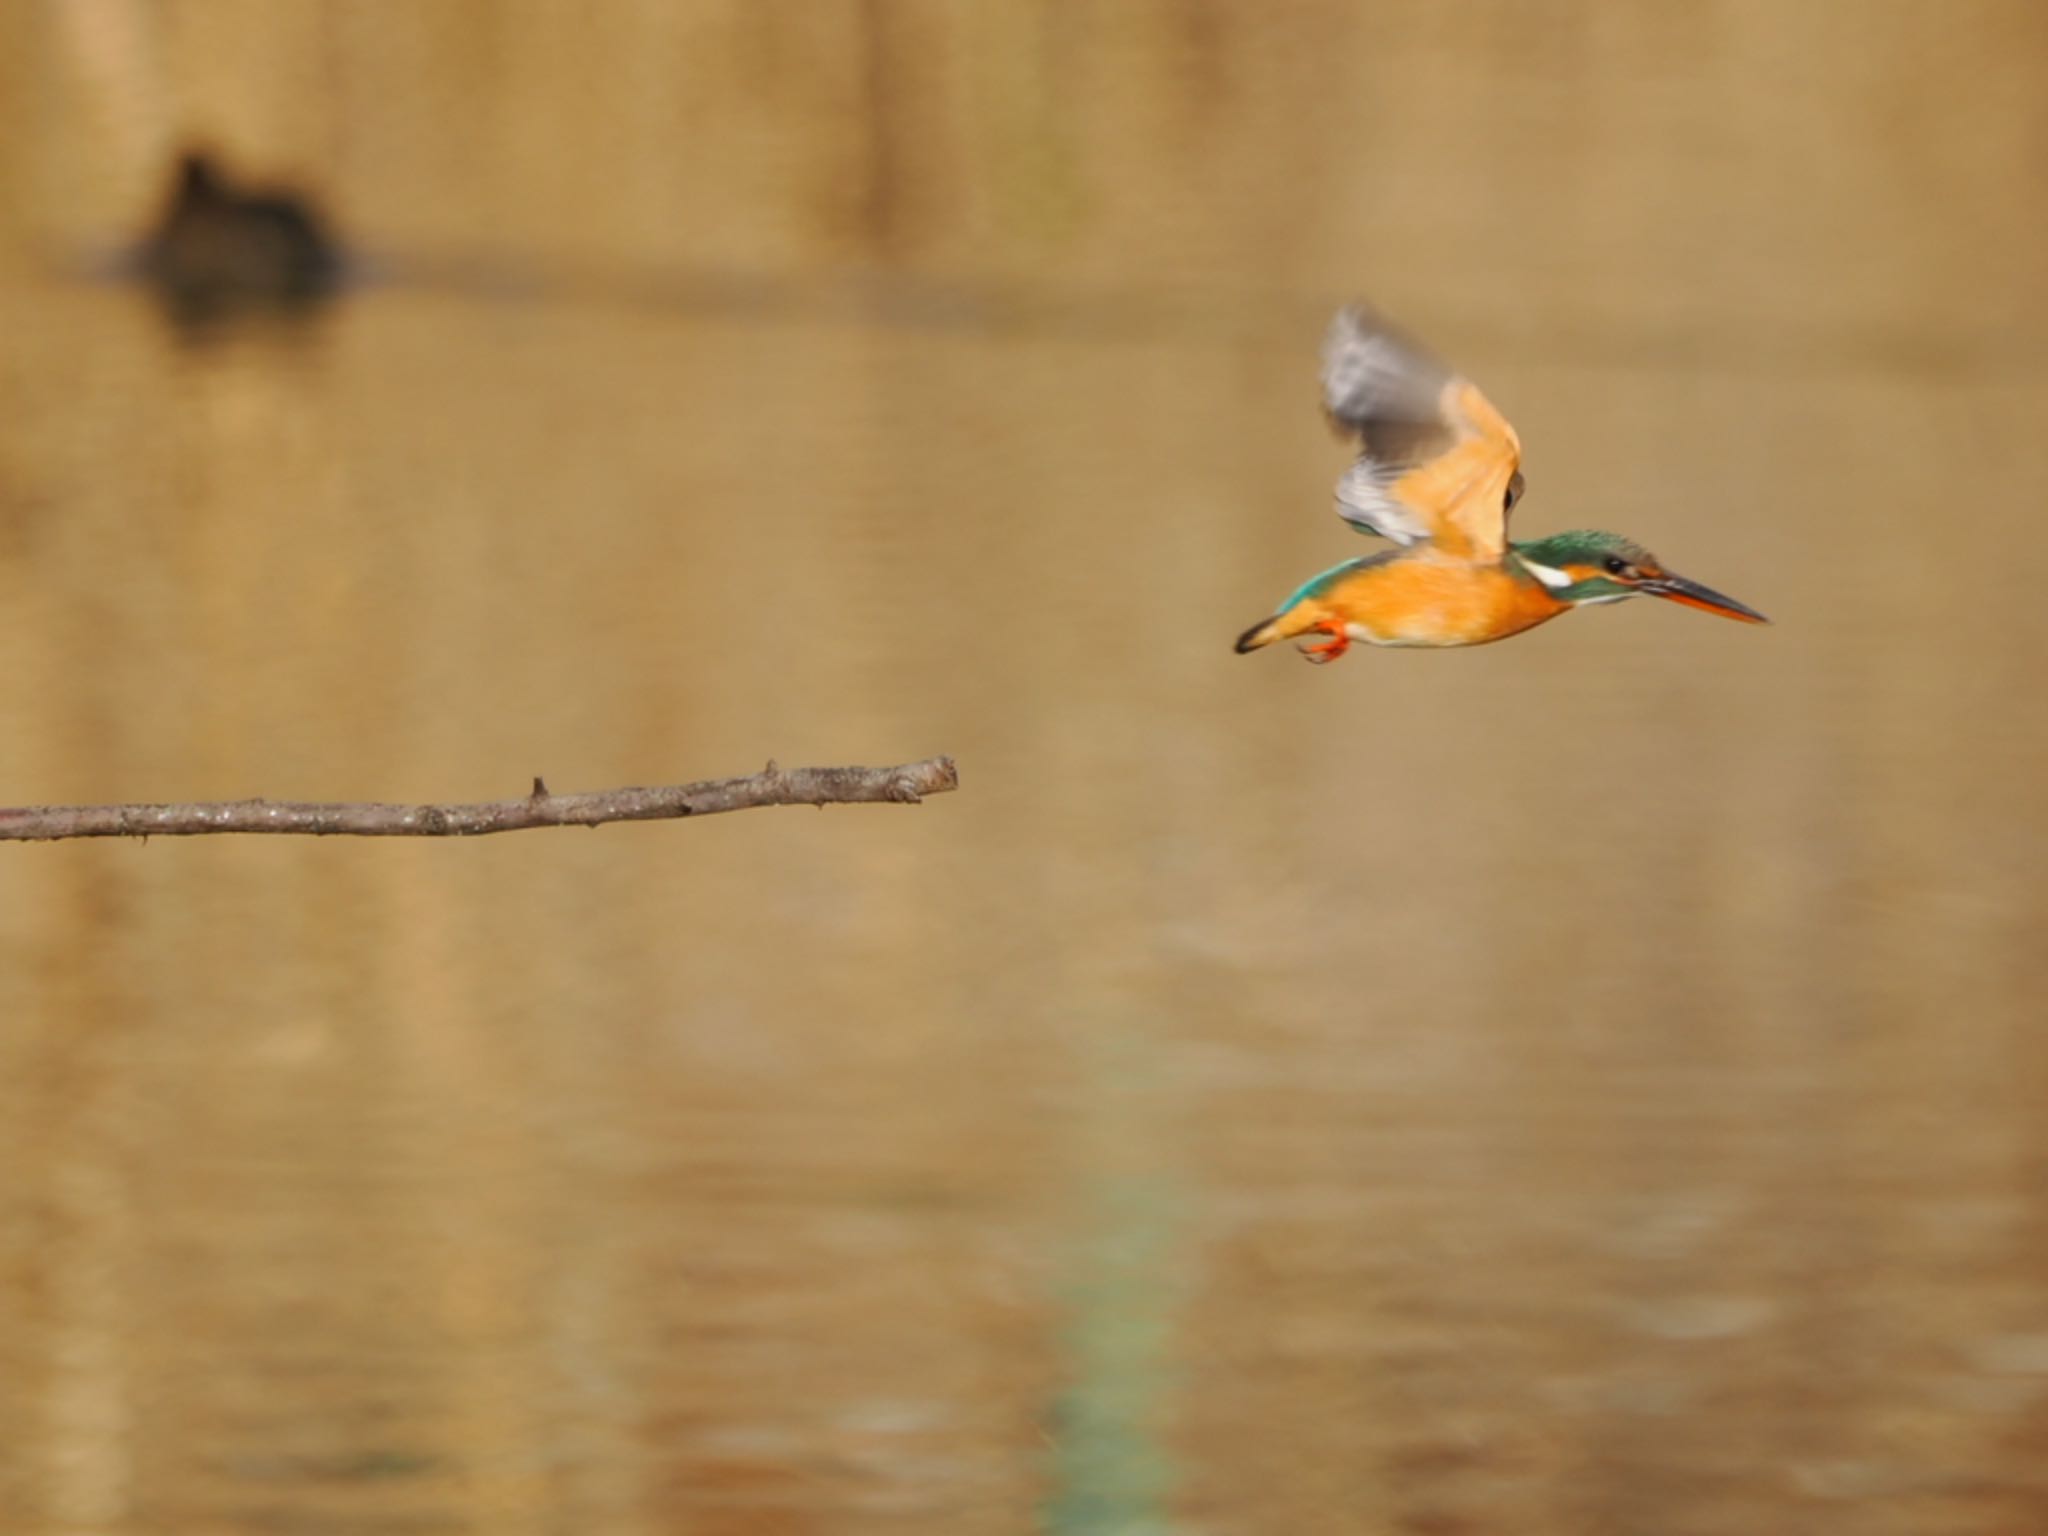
[1641,571,1770,624]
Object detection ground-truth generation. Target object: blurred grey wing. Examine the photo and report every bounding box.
[1320,305,1461,544]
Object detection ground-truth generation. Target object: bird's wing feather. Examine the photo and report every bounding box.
[1320,306,1523,560]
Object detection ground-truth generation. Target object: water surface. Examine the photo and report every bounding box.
[2,5,2046,1533]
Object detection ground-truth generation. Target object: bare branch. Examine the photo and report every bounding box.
[0,756,959,843]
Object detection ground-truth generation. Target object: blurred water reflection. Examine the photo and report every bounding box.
[2,4,2047,1533]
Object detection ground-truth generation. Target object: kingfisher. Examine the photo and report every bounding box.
[1234,306,1767,663]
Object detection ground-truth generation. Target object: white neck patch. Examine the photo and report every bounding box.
[1521,558,1572,589]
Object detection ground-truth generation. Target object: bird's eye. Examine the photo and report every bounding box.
[1603,556,1630,576]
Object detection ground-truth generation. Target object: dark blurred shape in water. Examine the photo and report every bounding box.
[137,149,340,329]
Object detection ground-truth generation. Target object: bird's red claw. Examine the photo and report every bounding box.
[1297,629,1350,665]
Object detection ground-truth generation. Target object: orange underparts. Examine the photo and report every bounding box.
[1288,558,1569,650]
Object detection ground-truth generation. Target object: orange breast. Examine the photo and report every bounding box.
[1300,553,1567,647]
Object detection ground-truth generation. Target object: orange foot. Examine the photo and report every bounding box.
[1297,623,1351,665]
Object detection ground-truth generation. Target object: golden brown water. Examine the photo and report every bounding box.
[3,4,2047,1532]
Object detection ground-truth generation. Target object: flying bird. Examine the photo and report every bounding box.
[1235,307,1767,663]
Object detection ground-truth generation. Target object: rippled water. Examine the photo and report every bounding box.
[3,4,2047,1533]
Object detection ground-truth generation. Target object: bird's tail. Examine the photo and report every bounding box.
[1233,605,1316,654]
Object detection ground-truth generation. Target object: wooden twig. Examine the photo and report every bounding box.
[0,757,958,843]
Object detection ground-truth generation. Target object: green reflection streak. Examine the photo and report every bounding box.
[1041,1174,1181,1536]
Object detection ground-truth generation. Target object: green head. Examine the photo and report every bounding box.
[1511,530,1769,624]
